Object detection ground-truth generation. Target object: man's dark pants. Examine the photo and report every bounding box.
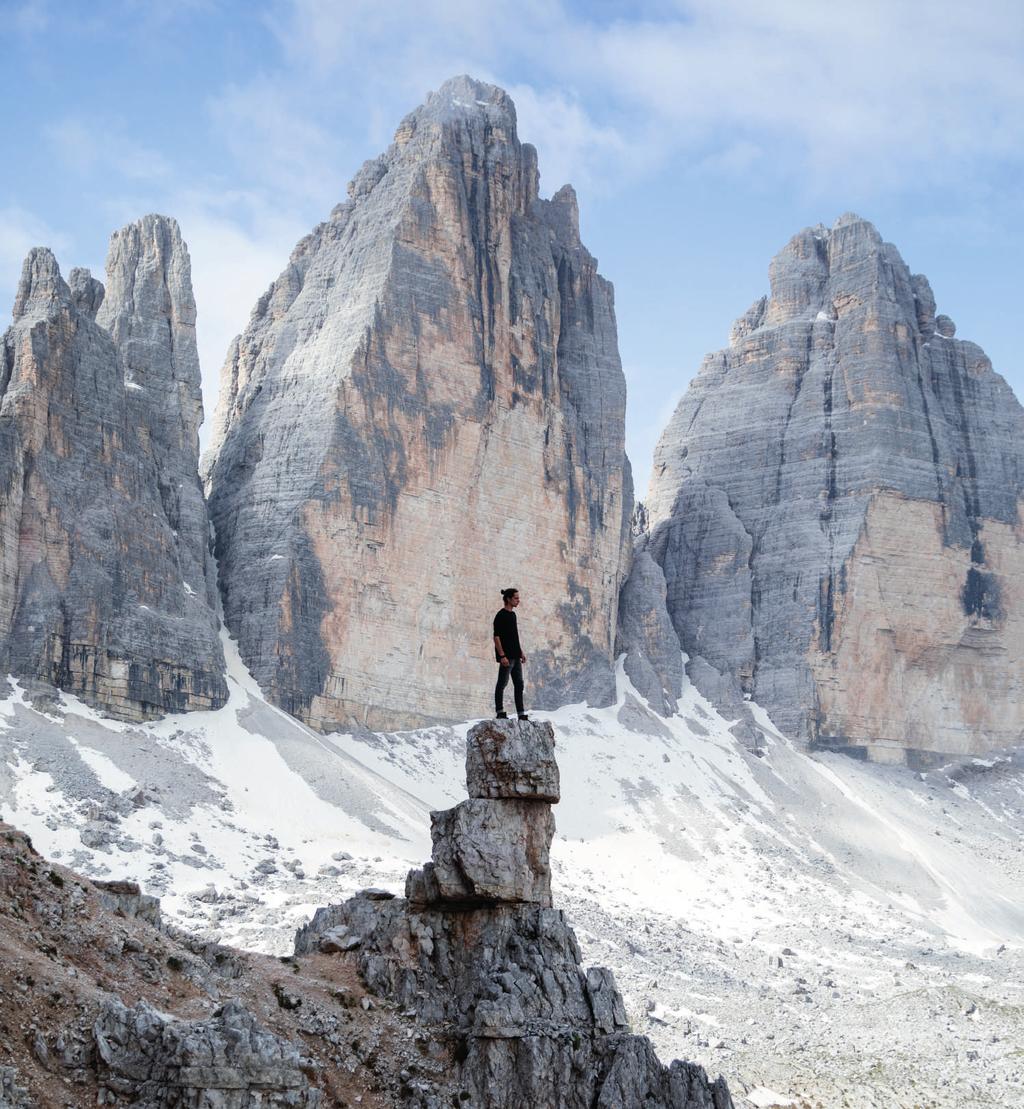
[495,659,524,715]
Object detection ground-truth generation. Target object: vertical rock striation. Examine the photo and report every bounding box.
[96,215,221,619]
[295,719,734,1107]
[0,217,225,719]
[643,213,1024,761]
[205,75,631,731]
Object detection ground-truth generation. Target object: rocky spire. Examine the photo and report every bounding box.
[97,214,218,615]
[97,214,204,455]
[0,219,226,719]
[638,214,1024,762]
[296,719,734,1107]
[205,75,632,730]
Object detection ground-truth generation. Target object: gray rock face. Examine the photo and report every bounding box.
[295,718,733,1108]
[93,997,321,1107]
[205,75,631,731]
[407,720,557,908]
[644,213,1024,760]
[97,215,221,620]
[0,219,225,720]
[0,1066,32,1108]
[92,878,162,927]
[423,798,555,906]
[466,717,560,800]
[615,539,684,715]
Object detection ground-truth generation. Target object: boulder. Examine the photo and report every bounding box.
[466,718,560,801]
[93,997,321,1105]
[421,798,554,907]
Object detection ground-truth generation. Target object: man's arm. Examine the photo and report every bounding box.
[494,635,510,665]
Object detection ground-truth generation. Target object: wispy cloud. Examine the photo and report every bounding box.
[46,118,172,181]
[207,79,346,208]
[573,0,1024,191]
[6,0,1023,460]
[506,83,633,197]
[9,0,49,34]
[257,0,1024,197]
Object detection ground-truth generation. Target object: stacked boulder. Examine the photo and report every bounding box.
[296,720,733,1108]
[405,717,560,910]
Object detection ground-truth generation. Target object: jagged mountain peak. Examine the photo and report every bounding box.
[0,216,225,720]
[205,78,630,732]
[638,216,1024,761]
[12,246,71,321]
[419,73,518,125]
[68,267,105,319]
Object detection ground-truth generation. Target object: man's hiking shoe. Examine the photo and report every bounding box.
[496,711,508,719]
[518,713,530,721]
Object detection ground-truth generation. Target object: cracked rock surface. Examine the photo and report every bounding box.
[0,216,225,721]
[205,75,631,732]
[639,213,1024,761]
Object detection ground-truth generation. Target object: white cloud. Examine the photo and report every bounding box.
[506,83,632,198]
[573,0,1024,190]
[206,79,345,209]
[257,0,1024,196]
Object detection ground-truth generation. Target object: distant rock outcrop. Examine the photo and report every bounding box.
[205,76,631,731]
[0,216,225,719]
[616,541,684,716]
[295,718,734,1108]
[641,214,1024,762]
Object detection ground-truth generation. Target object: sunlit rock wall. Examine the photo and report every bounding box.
[646,213,1024,761]
[205,77,631,730]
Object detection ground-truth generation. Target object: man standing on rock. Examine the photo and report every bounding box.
[493,588,528,720]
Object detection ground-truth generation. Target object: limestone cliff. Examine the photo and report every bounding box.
[643,213,1024,762]
[205,75,631,731]
[0,217,225,719]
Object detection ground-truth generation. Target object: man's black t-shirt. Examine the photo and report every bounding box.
[493,608,522,662]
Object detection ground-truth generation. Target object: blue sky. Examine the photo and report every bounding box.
[3,0,1022,483]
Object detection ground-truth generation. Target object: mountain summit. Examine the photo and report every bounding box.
[642,214,1024,762]
[205,76,632,731]
[0,217,225,719]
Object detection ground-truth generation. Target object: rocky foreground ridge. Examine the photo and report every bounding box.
[204,75,632,731]
[0,216,225,722]
[633,213,1024,762]
[0,719,733,1107]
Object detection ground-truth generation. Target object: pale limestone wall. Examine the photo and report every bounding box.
[207,77,630,730]
[641,213,1024,757]
[812,495,1024,758]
